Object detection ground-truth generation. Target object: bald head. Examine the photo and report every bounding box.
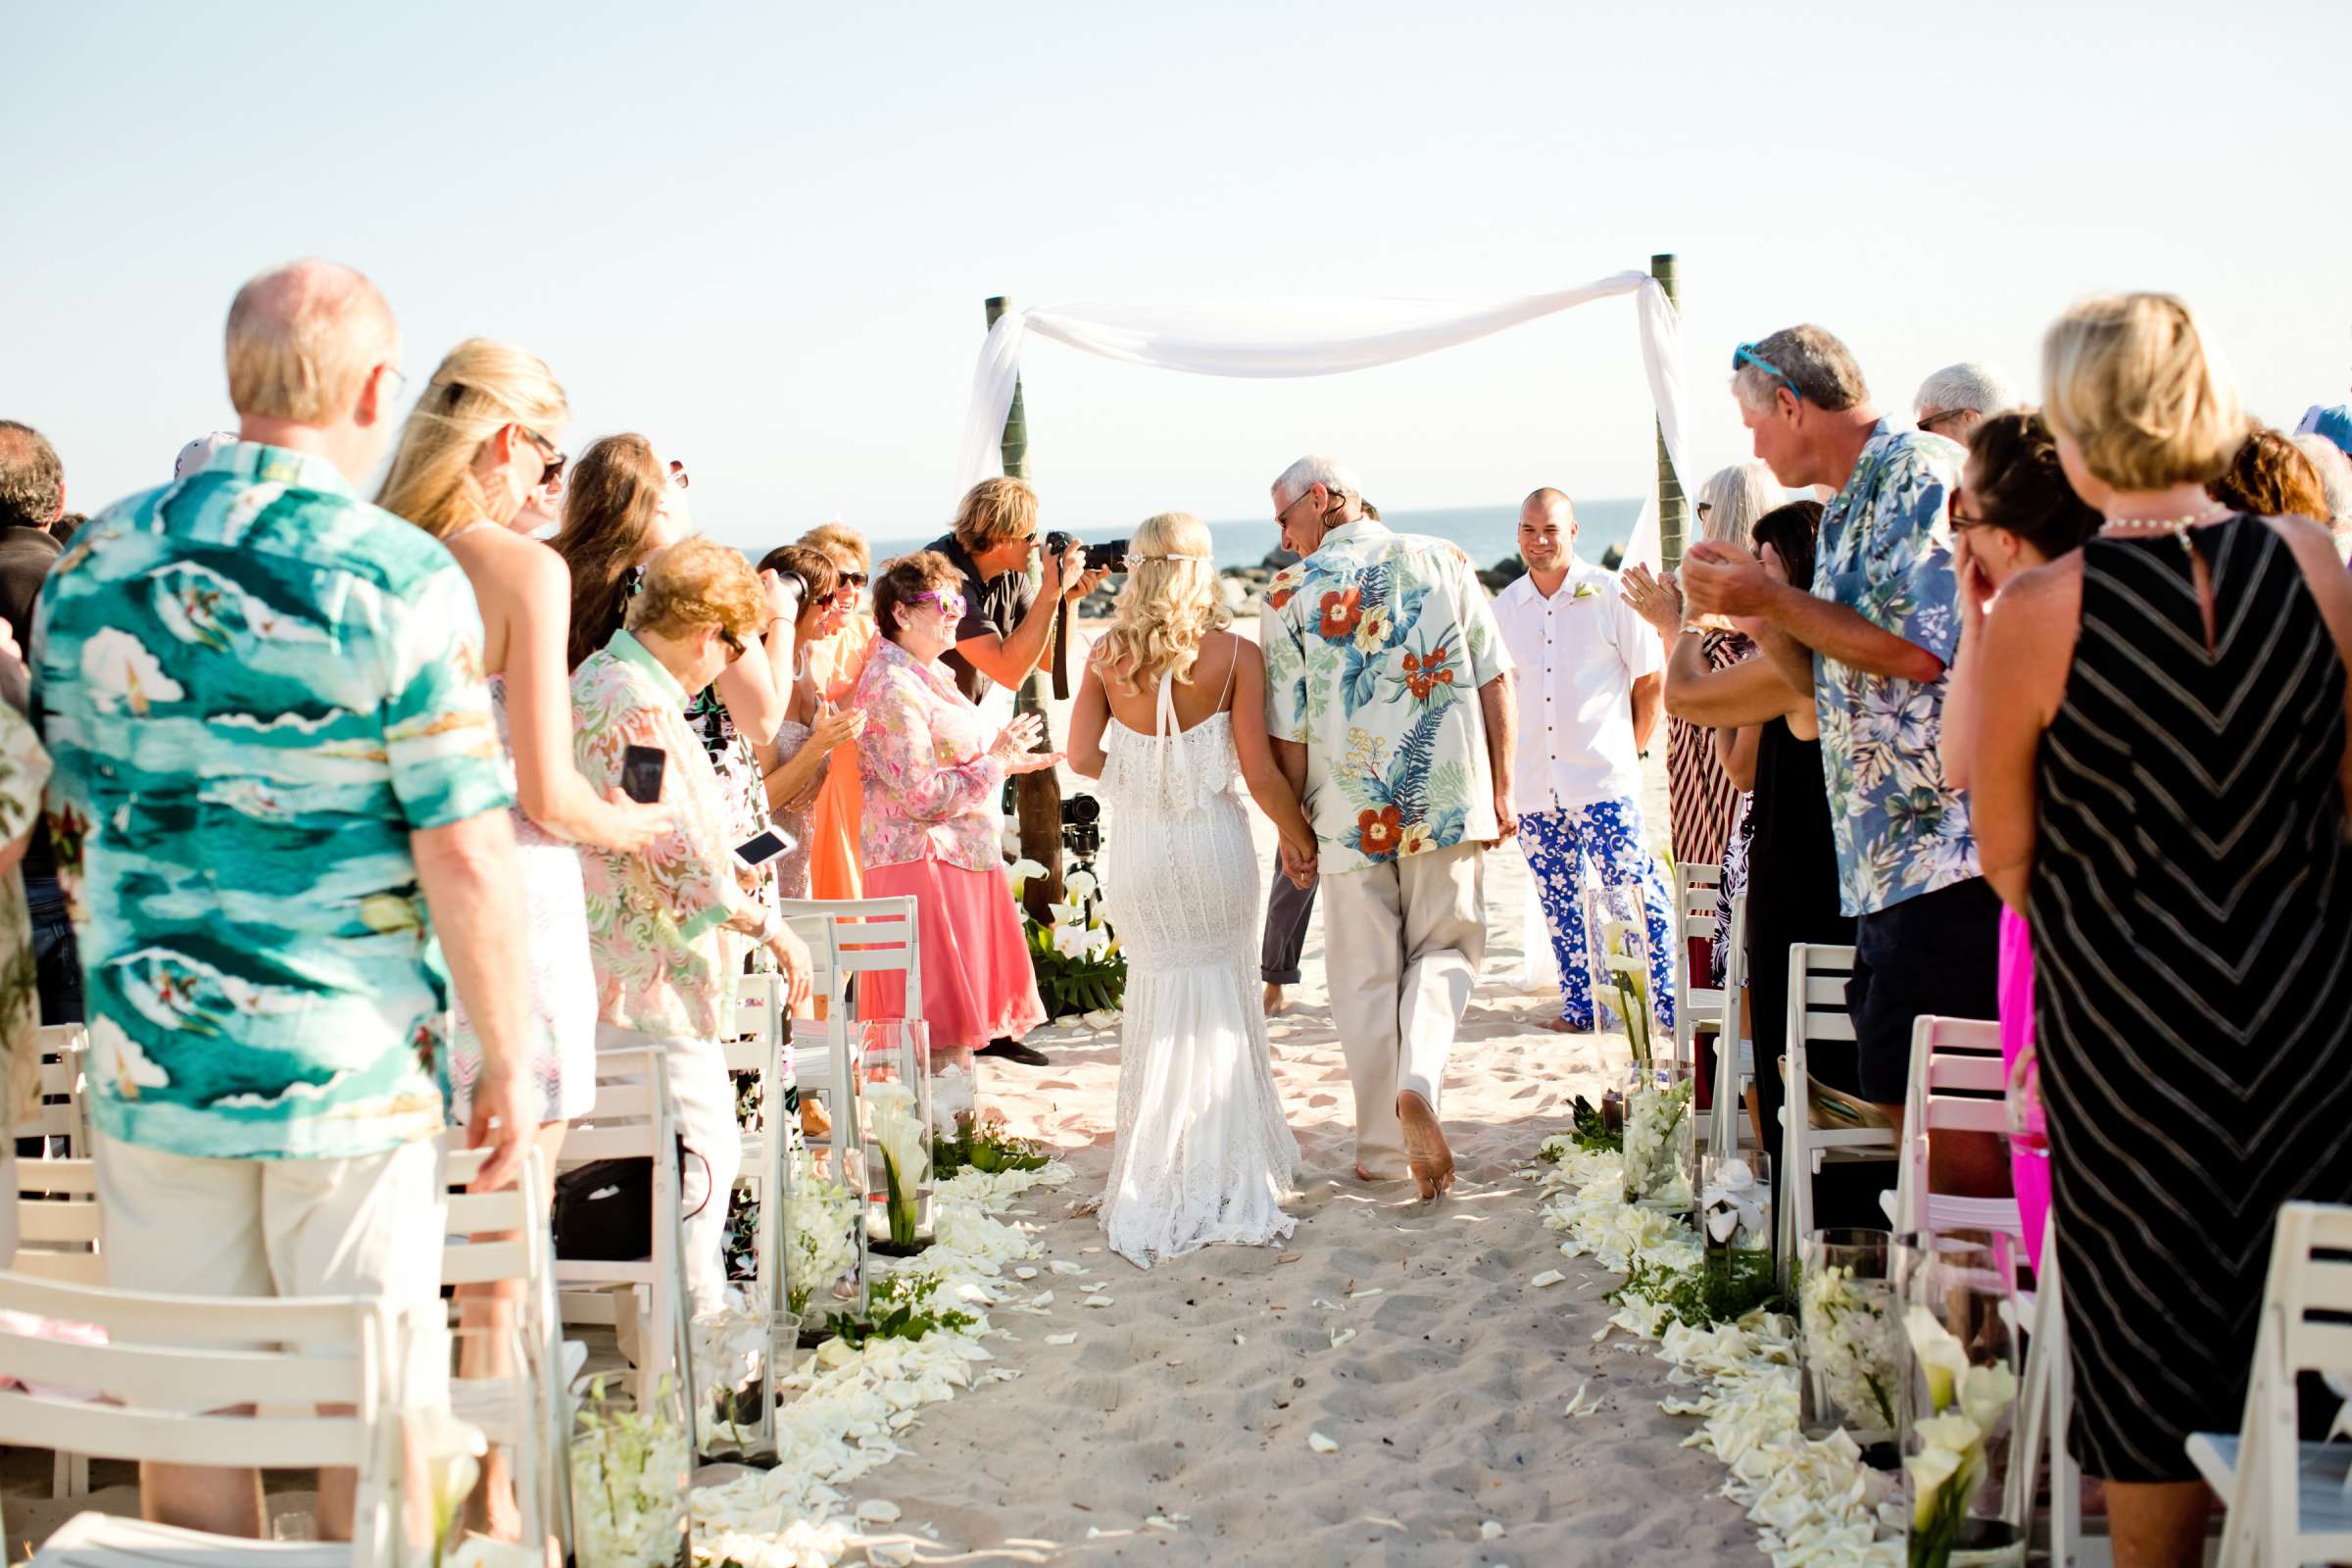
[225,259,398,426]
[1521,487,1574,524]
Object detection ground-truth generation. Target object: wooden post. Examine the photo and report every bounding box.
[1651,254,1689,575]
[985,296,1064,918]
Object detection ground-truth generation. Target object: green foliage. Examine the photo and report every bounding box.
[1538,1095,1620,1158]
[933,1121,1051,1179]
[1026,915,1128,1018]
[822,1271,977,1348]
[1609,1248,1788,1331]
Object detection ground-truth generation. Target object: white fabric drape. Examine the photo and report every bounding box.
[954,270,1690,548]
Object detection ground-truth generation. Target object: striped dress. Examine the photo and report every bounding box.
[2031,515,2352,1483]
[1663,631,1753,869]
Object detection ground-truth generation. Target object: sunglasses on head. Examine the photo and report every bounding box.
[1733,342,1804,404]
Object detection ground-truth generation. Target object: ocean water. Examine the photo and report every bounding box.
[861,497,1643,574]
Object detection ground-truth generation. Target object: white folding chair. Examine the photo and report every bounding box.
[2007,1212,2091,1568]
[19,1025,90,1156]
[10,1156,104,1496]
[440,1143,569,1555]
[2187,1200,2352,1568]
[1671,862,1723,1078]
[1891,1015,2023,1241]
[1775,943,1897,1271]
[554,1046,693,1414]
[1706,894,1757,1155]
[0,1273,404,1568]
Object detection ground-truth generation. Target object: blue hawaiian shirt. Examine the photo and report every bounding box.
[1810,420,1977,916]
[31,442,514,1159]
[1263,520,1512,875]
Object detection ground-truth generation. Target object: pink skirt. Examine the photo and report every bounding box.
[862,857,1047,1049]
[1998,908,2050,1270]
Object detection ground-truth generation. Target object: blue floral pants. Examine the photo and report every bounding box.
[1520,798,1677,1032]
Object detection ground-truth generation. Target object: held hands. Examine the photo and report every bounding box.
[1679,541,1775,620]
[1277,836,1318,889]
[1619,564,1685,636]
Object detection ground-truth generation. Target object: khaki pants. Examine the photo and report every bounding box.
[1321,843,1488,1177]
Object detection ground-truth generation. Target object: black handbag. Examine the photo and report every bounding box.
[550,1140,708,1260]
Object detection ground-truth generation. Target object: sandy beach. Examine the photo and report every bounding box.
[824,679,1758,1565]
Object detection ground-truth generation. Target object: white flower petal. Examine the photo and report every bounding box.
[1307,1431,1339,1454]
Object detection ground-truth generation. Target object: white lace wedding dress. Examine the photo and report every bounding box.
[1097,675,1300,1268]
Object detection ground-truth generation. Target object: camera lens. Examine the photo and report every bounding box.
[1059,794,1102,826]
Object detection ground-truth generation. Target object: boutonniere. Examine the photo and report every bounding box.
[1570,582,1599,601]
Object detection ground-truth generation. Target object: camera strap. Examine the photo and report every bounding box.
[1048,596,1070,701]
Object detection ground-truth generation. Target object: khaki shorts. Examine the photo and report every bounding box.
[94,1134,444,1307]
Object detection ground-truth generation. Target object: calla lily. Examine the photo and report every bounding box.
[1006,857,1049,894]
[1047,900,1085,928]
[1081,926,1113,961]
[1904,1447,1963,1527]
[1912,1411,1982,1455]
[1052,924,1087,958]
[1957,1360,2017,1436]
[1063,869,1099,903]
[1902,1305,1972,1412]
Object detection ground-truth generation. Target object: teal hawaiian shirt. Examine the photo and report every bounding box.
[1811,419,1978,917]
[1263,519,1512,876]
[31,442,514,1159]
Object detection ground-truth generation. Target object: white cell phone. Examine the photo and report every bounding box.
[734,827,797,870]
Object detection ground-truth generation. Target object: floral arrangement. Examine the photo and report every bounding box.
[1593,905,1654,1064]
[819,1270,977,1350]
[1620,1073,1692,1210]
[1701,1156,1769,1253]
[1008,858,1126,1018]
[932,1108,1051,1178]
[693,1301,778,1460]
[572,1374,692,1568]
[863,1079,928,1251]
[1531,1143,1907,1568]
[782,1143,858,1318]
[1900,1308,2018,1568]
[1801,1262,1902,1446]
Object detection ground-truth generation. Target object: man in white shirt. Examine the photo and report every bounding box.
[1492,488,1676,1035]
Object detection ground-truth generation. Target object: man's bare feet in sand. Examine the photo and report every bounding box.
[1263,982,1289,1017]
[1543,1016,1590,1033]
[1396,1091,1455,1200]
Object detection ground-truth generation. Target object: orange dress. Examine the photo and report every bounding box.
[805,612,876,902]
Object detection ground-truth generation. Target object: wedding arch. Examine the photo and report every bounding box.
[953,268,1691,568]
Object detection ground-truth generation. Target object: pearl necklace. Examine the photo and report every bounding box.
[2098,510,2230,554]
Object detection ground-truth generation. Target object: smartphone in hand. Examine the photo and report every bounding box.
[733,827,798,871]
[621,745,666,805]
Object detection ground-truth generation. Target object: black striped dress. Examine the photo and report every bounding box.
[2031,514,2352,1483]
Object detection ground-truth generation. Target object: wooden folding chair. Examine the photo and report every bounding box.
[2187,1200,2352,1567]
[1891,1014,2022,1241]
[0,1274,405,1568]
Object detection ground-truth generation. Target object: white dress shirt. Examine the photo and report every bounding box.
[1492,558,1662,815]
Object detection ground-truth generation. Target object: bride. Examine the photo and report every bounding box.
[1068,512,1320,1268]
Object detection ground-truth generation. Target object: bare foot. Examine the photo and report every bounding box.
[1396,1091,1454,1200]
[1544,1016,1591,1034]
[1263,983,1289,1017]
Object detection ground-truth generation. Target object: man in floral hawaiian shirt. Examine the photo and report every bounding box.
[1682,325,2001,1148]
[32,260,536,1541]
[1264,456,1514,1200]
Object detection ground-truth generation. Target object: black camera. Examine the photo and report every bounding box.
[1059,792,1102,857]
[1044,530,1130,572]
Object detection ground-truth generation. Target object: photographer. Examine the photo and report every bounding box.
[925,476,1111,709]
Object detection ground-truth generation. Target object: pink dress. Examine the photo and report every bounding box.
[1998,907,2049,1268]
[853,639,1045,1048]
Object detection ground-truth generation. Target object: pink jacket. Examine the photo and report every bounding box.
[854,637,1006,873]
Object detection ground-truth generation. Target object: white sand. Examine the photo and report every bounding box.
[847,732,1756,1564]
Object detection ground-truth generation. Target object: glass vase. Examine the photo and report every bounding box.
[1797,1227,1901,1465]
[780,1134,863,1332]
[691,1305,803,1466]
[570,1373,692,1568]
[1700,1150,1771,1258]
[929,1042,979,1141]
[1585,883,1658,1066]
[1894,1230,2025,1568]
[1620,1061,1695,1212]
[858,1019,935,1256]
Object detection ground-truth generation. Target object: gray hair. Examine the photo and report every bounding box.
[1271,454,1364,509]
[0,420,63,531]
[1731,324,1869,414]
[1694,461,1778,548]
[1914,362,2016,419]
[2289,432,2352,527]
[225,258,397,425]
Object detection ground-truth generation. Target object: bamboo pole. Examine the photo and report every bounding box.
[1651,254,1689,575]
[984,296,1064,917]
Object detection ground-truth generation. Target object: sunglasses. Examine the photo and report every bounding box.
[904,588,967,621]
[1733,342,1804,404]
[517,426,566,488]
[668,459,690,490]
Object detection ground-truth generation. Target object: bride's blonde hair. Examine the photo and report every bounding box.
[1092,512,1228,693]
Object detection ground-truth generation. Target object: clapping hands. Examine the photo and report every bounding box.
[990,711,1065,775]
[1619,564,1685,637]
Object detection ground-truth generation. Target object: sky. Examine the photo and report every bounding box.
[8,0,2350,558]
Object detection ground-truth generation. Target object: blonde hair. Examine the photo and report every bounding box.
[1092,512,1228,692]
[1695,461,1779,548]
[799,521,871,572]
[224,259,397,425]
[375,339,568,539]
[951,477,1038,550]
[2041,293,2245,491]
[626,536,766,644]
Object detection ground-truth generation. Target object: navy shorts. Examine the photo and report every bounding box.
[1846,876,2002,1104]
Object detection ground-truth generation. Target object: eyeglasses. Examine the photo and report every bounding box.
[1734,342,1804,404]
[381,365,410,403]
[1695,501,1713,522]
[517,426,566,488]
[1948,502,1991,530]
[718,627,746,659]
[1918,409,1971,435]
[904,588,966,621]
